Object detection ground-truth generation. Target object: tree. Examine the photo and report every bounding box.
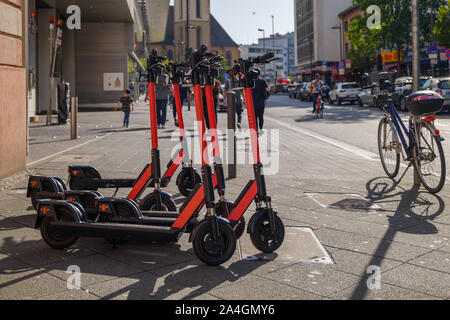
[347,0,447,71]
[434,1,450,47]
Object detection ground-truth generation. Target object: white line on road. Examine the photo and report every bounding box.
[27,133,113,167]
[265,115,379,161]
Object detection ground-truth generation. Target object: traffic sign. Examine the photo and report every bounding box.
[429,42,438,54]
[446,49,450,60]
[441,47,447,61]
[431,59,438,65]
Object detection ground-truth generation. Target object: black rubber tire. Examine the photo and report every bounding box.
[337,98,342,105]
[358,98,363,107]
[139,192,177,211]
[193,222,236,265]
[377,117,400,179]
[40,207,78,249]
[177,169,202,197]
[413,123,446,194]
[250,214,285,253]
[400,97,407,112]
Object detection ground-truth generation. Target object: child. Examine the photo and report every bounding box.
[115,89,134,128]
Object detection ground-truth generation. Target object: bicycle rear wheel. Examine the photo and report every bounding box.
[377,117,400,178]
[413,122,446,194]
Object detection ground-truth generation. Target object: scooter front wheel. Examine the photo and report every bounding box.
[193,221,236,265]
[250,214,285,253]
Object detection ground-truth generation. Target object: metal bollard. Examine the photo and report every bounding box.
[71,97,78,140]
[227,92,237,179]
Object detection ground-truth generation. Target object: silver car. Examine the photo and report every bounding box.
[422,77,450,112]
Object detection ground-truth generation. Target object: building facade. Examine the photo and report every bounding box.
[294,0,353,79]
[0,0,26,178]
[240,43,286,80]
[337,4,363,60]
[257,32,296,77]
[0,0,143,179]
[146,0,240,68]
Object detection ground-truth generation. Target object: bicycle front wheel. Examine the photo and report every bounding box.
[378,117,400,178]
[413,122,446,194]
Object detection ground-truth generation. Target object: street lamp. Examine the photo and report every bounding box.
[258,28,266,77]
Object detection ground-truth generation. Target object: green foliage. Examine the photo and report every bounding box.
[347,0,447,69]
[434,1,450,47]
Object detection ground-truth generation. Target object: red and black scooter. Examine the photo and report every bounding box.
[222,53,285,253]
[33,49,237,266]
[27,60,201,210]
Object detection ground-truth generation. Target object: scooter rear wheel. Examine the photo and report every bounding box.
[31,179,60,210]
[193,222,236,265]
[139,192,177,211]
[177,169,202,197]
[250,214,285,253]
[41,207,78,249]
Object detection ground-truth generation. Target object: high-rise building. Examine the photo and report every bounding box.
[294,0,352,78]
[257,32,296,77]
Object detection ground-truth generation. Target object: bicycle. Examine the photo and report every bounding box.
[315,91,324,119]
[377,89,446,194]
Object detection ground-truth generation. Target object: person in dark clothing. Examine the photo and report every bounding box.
[225,71,244,129]
[171,85,191,127]
[115,89,134,128]
[146,74,171,129]
[251,70,270,132]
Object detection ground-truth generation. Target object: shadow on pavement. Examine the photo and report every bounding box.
[0,216,269,300]
[350,176,445,299]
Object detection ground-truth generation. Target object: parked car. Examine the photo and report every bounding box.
[299,82,312,101]
[288,84,299,98]
[392,77,413,111]
[421,77,450,112]
[358,86,379,107]
[329,82,361,105]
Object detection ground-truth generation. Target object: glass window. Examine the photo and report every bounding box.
[196,0,201,18]
[439,80,450,89]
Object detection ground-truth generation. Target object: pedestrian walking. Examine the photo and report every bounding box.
[251,69,270,133]
[148,73,171,129]
[115,88,134,128]
[171,85,191,127]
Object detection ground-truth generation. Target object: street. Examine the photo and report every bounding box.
[1,95,449,300]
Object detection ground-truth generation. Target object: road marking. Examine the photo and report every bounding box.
[265,116,379,161]
[27,133,113,167]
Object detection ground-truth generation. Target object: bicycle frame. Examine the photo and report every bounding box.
[384,100,417,161]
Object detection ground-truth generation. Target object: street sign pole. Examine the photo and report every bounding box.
[412,0,421,187]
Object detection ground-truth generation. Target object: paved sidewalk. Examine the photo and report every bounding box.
[1,100,449,300]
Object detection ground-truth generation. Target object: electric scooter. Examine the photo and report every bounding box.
[27,61,201,210]
[220,53,285,253]
[33,49,237,266]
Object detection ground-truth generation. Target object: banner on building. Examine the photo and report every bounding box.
[381,51,399,63]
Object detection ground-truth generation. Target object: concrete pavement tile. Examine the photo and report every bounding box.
[0,198,30,214]
[382,263,450,299]
[390,223,450,250]
[330,250,402,277]
[314,228,431,262]
[86,270,210,300]
[0,217,97,266]
[46,253,144,288]
[38,289,100,300]
[191,293,220,300]
[0,256,70,299]
[100,242,197,271]
[209,275,324,300]
[263,263,360,297]
[356,212,424,230]
[330,283,439,300]
[408,250,450,273]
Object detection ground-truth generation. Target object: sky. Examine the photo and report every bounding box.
[170,0,295,45]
